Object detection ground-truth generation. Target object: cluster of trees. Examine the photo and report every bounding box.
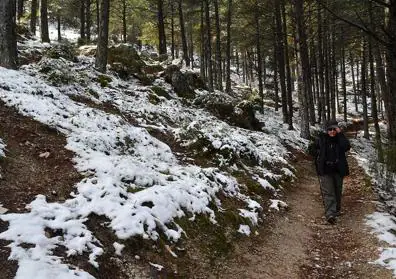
[1,0,396,149]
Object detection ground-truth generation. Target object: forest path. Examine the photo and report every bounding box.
[213,154,393,279]
[0,100,393,278]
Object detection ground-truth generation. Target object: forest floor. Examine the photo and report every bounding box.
[0,101,393,278]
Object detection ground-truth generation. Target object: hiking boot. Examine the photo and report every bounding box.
[327,216,336,225]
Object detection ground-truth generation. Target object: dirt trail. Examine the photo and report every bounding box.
[214,154,393,279]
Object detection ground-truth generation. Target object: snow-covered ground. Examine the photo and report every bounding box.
[352,134,396,276]
[0,38,305,278]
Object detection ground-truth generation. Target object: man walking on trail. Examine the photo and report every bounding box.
[310,120,351,225]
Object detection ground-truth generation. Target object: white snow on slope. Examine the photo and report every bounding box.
[0,60,301,278]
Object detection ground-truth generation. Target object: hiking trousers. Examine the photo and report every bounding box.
[318,173,343,219]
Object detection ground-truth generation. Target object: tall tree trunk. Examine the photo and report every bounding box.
[30,0,38,35]
[385,1,396,142]
[341,33,347,122]
[57,10,61,41]
[361,39,370,139]
[330,28,337,120]
[369,30,383,161]
[188,20,194,68]
[225,0,232,93]
[273,35,279,111]
[317,5,326,126]
[157,0,167,55]
[121,0,126,43]
[350,51,359,113]
[86,0,92,42]
[40,0,50,43]
[0,0,18,69]
[17,0,24,21]
[214,0,222,90]
[204,0,213,91]
[374,46,387,117]
[293,0,310,138]
[281,0,293,129]
[200,0,206,81]
[178,0,190,66]
[170,1,175,60]
[255,0,263,112]
[96,0,100,31]
[95,0,110,73]
[80,0,86,42]
[274,0,288,124]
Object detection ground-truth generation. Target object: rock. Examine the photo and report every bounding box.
[194,92,263,130]
[163,65,206,99]
[78,45,97,57]
[108,44,145,79]
[45,42,78,62]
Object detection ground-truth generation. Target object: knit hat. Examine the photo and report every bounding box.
[326,120,339,129]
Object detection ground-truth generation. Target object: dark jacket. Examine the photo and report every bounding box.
[309,132,351,177]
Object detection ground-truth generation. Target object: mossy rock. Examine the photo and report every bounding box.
[45,42,78,62]
[151,86,171,100]
[143,64,164,75]
[108,44,145,79]
[163,65,208,99]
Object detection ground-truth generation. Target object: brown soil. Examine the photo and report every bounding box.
[0,100,392,278]
[210,153,393,279]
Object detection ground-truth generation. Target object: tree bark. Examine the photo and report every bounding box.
[170,1,175,60]
[121,0,126,43]
[80,0,86,42]
[0,0,18,69]
[57,10,61,41]
[95,0,110,73]
[204,0,213,91]
[385,1,396,141]
[255,0,263,112]
[178,0,190,66]
[281,0,293,129]
[317,5,326,126]
[274,0,288,123]
[341,32,347,122]
[200,0,206,80]
[225,0,232,93]
[349,51,358,113]
[157,0,167,55]
[40,0,50,43]
[30,0,38,35]
[293,0,310,138]
[214,0,222,90]
[17,0,24,21]
[361,38,370,139]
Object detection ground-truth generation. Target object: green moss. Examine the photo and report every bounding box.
[97,74,112,87]
[148,93,160,105]
[176,214,234,261]
[232,170,266,196]
[126,186,144,193]
[151,86,171,100]
[87,89,99,99]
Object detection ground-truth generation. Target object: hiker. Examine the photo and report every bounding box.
[309,120,351,224]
